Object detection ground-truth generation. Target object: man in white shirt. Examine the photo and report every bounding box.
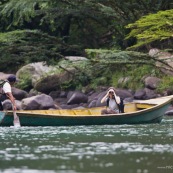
[0,75,17,111]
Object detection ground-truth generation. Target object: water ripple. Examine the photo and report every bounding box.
[0,117,173,173]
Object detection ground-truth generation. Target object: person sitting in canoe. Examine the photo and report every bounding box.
[101,87,121,115]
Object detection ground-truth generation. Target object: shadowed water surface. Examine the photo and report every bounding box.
[0,116,173,173]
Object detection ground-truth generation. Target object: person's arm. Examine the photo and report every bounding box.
[5,92,17,111]
[101,91,109,103]
[113,91,120,104]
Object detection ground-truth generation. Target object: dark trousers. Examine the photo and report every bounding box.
[0,101,3,111]
[0,95,7,111]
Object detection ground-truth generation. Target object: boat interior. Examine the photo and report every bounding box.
[11,102,156,116]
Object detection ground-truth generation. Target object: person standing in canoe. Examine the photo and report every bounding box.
[0,75,17,111]
[101,87,121,115]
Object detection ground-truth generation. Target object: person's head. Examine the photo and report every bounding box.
[7,75,18,85]
[108,88,115,98]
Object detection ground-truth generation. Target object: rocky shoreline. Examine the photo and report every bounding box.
[1,49,173,115]
[1,72,173,116]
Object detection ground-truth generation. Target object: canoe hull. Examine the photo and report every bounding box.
[0,111,6,124]
[0,99,170,126]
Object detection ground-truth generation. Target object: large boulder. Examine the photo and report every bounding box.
[96,91,107,107]
[88,100,97,108]
[2,100,12,110]
[88,91,102,103]
[2,100,22,110]
[114,89,133,99]
[12,87,28,100]
[49,91,60,99]
[144,76,161,90]
[144,88,158,99]
[134,88,158,100]
[134,89,146,100]
[16,62,56,87]
[21,94,54,110]
[67,91,88,105]
[34,69,75,94]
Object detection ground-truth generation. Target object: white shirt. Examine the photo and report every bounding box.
[2,82,12,93]
[109,98,118,111]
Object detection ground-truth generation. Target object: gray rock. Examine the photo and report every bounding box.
[59,91,67,98]
[2,100,22,110]
[134,89,146,100]
[60,104,79,109]
[144,76,161,89]
[34,69,75,94]
[16,62,57,87]
[115,89,133,99]
[96,91,107,107]
[144,88,158,99]
[21,94,54,110]
[124,97,134,103]
[88,100,97,108]
[12,87,28,100]
[88,91,102,103]
[165,110,173,116]
[2,100,12,110]
[49,91,60,99]
[67,91,88,105]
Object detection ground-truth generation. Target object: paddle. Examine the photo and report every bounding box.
[12,107,21,127]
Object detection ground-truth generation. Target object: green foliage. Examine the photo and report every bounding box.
[86,49,155,65]
[0,30,64,72]
[157,76,173,93]
[1,0,173,52]
[111,65,162,90]
[126,9,173,50]
[16,72,32,91]
[0,0,46,28]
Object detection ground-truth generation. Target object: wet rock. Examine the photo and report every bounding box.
[165,110,173,116]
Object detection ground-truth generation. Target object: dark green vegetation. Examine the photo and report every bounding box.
[0,0,173,92]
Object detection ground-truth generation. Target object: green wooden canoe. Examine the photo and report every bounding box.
[0,97,172,126]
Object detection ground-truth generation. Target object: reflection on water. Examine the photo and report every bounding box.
[0,116,173,173]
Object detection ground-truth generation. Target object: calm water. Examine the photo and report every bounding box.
[0,117,173,173]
